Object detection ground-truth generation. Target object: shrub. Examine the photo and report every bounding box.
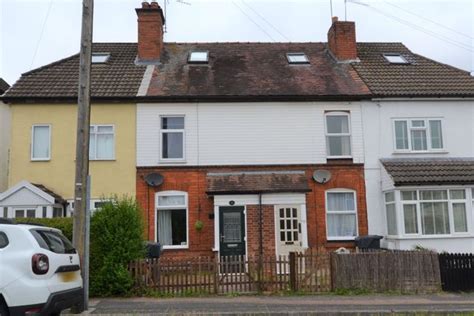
[90,196,145,296]
[15,217,73,240]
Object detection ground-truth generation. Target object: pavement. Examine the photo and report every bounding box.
[74,293,474,315]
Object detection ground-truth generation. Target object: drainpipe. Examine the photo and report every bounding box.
[258,193,263,292]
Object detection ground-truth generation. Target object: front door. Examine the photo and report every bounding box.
[219,206,246,257]
[275,205,303,257]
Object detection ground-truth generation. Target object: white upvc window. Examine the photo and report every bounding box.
[31,125,51,161]
[393,118,444,152]
[89,125,115,160]
[390,188,470,237]
[385,192,397,236]
[160,116,185,161]
[325,112,352,158]
[156,191,188,249]
[326,189,358,240]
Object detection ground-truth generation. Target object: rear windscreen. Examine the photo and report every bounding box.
[30,229,76,254]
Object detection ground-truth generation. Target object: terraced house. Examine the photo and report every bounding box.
[1,1,474,256]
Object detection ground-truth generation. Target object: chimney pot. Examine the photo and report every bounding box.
[136,2,165,63]
[332,16,338,23]
[327,18,357,61]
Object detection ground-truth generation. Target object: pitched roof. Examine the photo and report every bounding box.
[206,171,311,195]
[0,78,9,95]
[353,43,474,98]
[4,43,147,100]
[381,158,474,186]
[145,43,370,100]
[3,42,474,101]
[32,183,67,204]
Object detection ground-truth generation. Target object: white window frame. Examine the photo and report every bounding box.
[155,191,189,250]
[384,191,398,236]
[188,51,209,64]
[159,115,186,162]
[325,189,358,241]
[383,53,409,64]
[92,53,110,63]
[31,124,51,161]
[89,124,115,160]
[286,53,310,64]
[390,187,472,238]
[392,118,445,153]
[325,112,352,159]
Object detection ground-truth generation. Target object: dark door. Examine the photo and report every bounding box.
[219,206,245,257]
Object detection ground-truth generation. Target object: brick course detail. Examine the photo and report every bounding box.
[136,163,368,259]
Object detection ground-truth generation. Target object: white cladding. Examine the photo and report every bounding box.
[137,102,364,166]
[362,100,474,251]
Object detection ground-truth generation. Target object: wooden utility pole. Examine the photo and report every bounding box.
[73,0,94,312]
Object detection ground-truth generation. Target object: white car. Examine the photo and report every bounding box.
[0,219,83,316]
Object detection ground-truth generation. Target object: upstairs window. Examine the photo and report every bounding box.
[383,54,408,64]
[286,53,309,64]
[188,51,209,64]
[160,116,185,160]
[31,125,51,161]
[393,119,443,152]
[92,53,110,63]
[89,125,115,160]
[325,112,351,158]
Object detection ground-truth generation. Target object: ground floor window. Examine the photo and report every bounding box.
[385,188,470,236]
[14,208,36,218]
[156,191,188,248]
[326,190,358,240]
[53,207,63,218]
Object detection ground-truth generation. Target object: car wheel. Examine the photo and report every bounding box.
[0,301,9,316]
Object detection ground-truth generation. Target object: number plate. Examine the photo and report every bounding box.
[59,271,78,282]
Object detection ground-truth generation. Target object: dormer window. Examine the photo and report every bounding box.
[287,53,309,64]
[92,53,110,63]
[383,54,408,64]
[188,51,209,64]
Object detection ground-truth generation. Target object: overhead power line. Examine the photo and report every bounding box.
[240,0,291,42]
[232,1,276,42]
[30,0,54,70]
[381,0,473,40]
[348,0,473,53]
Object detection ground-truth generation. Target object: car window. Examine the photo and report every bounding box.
[0,232,8,248]
[30,229,76,254]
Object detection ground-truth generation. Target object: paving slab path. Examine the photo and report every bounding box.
[76,293,474,315]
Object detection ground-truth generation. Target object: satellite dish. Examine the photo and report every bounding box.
[144,173,164,187]
[313,170,332,184]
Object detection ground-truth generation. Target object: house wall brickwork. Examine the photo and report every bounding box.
[136,163,368,259]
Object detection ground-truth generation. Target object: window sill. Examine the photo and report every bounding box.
[327,237,356,241]
[31,159,50,162]
[386,234,472,240]
[159,160,187,164]
[327,156,353,159]
[392,151,448,155]
[162,245,189,250]
[90,159,116,162]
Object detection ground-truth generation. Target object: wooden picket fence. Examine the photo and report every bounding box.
[332,251,441,293]
[128,250,442,295]
[439,253,474,292]
[128,252,331,295]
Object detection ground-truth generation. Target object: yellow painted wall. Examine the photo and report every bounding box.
[9,103,136,199]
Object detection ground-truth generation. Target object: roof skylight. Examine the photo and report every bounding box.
[287,53,310,64]
[92,53,110,63]
[188,51,209,64]
[383,54,408,64]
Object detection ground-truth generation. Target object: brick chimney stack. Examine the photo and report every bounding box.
[327,16,358,62]
[136,1,165,63]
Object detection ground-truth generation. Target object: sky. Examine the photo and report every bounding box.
[1,0,473,85]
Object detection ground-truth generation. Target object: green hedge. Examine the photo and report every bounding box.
[16,197,145,297]
[15,217,73,240]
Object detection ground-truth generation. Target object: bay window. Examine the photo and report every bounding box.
[156,191,188,248]
[393,119,443,152]
[385,192,397,235]
[386,188,470,237]
[326,190,358,240]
